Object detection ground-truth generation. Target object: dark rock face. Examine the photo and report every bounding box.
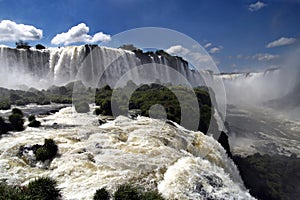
[233,153,300,200]
[218,131,232,158]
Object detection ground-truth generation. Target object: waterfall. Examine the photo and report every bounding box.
[0,45,208,89]
[215,69,291,105]
[0,46,50,89]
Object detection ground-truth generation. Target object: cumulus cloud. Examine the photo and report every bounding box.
[209,46,223,54]
[204,43,212,48]
[248,1,267,12]
[166,45,213,68]
[266,37,296,48]
[51,23,111,45]
[166,45,190,56]
[0,20,42,41]
[252,53,279,61]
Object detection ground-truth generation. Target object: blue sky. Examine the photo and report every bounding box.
[0,0,299,72]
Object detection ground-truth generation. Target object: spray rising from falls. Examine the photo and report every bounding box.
[0,107,255,199]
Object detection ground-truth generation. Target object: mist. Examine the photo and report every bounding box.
[220,46,300,116]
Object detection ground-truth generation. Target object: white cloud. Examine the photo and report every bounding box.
[266,37,296,48]
[252,53,279,61]
[166,45,190,56]
[248,1,267,12]
[166,45,212,64]
[51,23,111,45]
[209,46,223,54]
[204,43,212,48]
[0,20,42,41]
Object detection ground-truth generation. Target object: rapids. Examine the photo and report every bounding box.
[0,106,255,199]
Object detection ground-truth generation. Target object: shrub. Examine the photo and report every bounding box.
[15,40,30,49]
[28,120,41,128]
[0,182,24,200]
[114,184,140,200]
[74,102,90,113]
[35,44,46,49]
[0,99,11,110]
[140,191,165,200]
[35,147,49,162]
[0,117,11,135]
[28,115,36,122]
[12,108,24,117]
[93,188,110,200]
[100,100,112,116]
[8,114,24,131]
[26,177,61,200]
[15,99,26,106]
[94,107,102,115]
[35,139,58,162]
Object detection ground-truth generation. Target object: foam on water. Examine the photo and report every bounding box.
[0,107,254,199]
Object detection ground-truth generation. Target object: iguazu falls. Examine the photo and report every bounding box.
[0,1,300,200]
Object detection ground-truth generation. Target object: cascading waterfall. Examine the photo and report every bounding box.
[214,69,290,105]
[0,45,205,89]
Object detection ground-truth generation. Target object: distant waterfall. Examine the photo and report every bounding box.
[0,45,204,89]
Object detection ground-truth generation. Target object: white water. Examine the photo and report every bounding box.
[216,69,296,106]
[0,106,255,199]
[0,46,204,89]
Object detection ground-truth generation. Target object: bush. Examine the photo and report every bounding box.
[140,191,165,200]
[28,120,41,128]
[0,182,24,200]
[36,44,46,50]
[35,147,49,162]
[15,99,26,106]
[74,102,90,113]
[35,139,58,162]
[12,108,24,117]
[94,107,102,115]
[0,117,11,135]
[28,115,41,128]
[0,99,11,110]
[8,114,24,131]
[114,184,140,200]
[27,177,61,200]
[28,115,36,122]
[93,188,110,200]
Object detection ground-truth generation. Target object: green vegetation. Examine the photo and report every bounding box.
[0,98,11,110]
[75,101,90,113]
[93,188,110,200]
[112,184,165,200]
[8,108,24,131]
[28,115,41,128]
[15,40,30,49]
[140,191,165,200]
[0,177,61,200]
[27,177,61,200]
[233,153,300,200]
[95,83,212,133]
[35,139,58,162]
[35,44,46,50]
[0,116,11,135]
[0,182,23,200]
[114,184,140,200]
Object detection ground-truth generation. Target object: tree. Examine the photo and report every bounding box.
[35,44,46,49]
[119,44,137,51]
[15,40,30,49]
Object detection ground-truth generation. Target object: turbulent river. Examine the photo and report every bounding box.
[0,106,255,200]
[227,105,300,157]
